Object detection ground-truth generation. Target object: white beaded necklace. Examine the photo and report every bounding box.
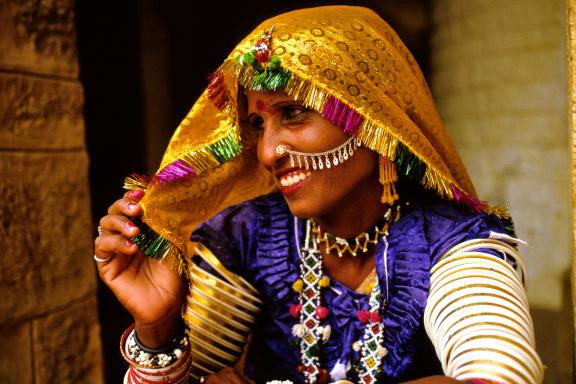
[291,212,392,384]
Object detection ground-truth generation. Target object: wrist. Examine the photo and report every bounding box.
[135,312,184,349]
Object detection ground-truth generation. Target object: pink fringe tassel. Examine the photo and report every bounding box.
[451,184,488,213]
[322,96,364,136]
[207,71,229,110]
[155,160,197,184]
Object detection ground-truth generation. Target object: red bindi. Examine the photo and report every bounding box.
[256,100,269,112]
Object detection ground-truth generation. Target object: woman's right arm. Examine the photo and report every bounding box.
[94,189,185,349]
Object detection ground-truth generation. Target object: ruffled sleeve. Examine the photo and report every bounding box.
[190,193,302,382]
[379,200,508,381]
[189,195,260,281]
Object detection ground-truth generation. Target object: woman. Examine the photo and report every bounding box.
[94,5,543,384]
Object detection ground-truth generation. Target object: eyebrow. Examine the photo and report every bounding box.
[247,99,304,117]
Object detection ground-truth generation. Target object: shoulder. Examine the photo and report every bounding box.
[192,192,288,236]
[189,192,289,278]
[406,197,509,263]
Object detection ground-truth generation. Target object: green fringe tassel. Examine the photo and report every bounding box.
[251,66,292,91]
[131,218,175,260]
[394,143,427,183]
[499,216,517,238]
[206,131,243,163]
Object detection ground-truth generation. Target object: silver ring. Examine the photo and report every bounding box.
[97,226,103,236]
[93,254,113,263]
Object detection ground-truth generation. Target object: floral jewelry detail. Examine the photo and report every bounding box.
[312,208,391,258]
[236,25,291,91]
[276,136,361,171]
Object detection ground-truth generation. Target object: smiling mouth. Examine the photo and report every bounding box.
[279,170,312,187]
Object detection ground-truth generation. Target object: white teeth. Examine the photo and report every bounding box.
[280,170,312,187]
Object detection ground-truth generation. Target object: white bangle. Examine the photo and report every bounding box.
[425,238,544,384]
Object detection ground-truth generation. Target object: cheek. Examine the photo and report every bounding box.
[331,150,379,181]
[255,138,269,167]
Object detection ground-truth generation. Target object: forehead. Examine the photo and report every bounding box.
[245,90,297,110]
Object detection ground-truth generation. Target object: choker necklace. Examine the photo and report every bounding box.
[311,209,392,258]
[276,136,361,171]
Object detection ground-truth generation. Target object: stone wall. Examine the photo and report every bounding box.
[431,0,571,382]
[0,1,103,383]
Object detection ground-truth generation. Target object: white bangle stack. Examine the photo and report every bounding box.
[120,325,191,384]
[424,237,544,384]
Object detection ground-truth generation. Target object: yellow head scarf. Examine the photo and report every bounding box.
[126,5,500,266]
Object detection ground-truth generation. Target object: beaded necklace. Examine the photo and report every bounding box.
[311,218,388,258]
[291,210,393,384]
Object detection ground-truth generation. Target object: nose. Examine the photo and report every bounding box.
[256,121,282,170]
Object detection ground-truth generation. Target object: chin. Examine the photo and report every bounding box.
[283,198,320,219]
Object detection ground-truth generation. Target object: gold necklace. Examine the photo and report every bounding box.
[311,208,392,258]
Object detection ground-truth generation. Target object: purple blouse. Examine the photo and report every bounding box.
[190,192,508,383]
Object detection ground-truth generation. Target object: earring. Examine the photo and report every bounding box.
[275,136,361,170]
[379,156,399,205]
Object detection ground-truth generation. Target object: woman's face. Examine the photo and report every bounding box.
[245,90,381,220]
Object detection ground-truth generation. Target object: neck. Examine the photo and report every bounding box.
[315,172,387,239]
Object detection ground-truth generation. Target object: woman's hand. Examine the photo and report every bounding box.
[94,189,185,348]
[202,367,254,384]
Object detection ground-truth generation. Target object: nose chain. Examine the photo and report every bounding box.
[275,136,361,171]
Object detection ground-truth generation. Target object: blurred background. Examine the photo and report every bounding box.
[0,0,571,383]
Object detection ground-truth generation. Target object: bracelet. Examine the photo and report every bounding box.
[424,238,544,384]
[266,381,294,384]
[121,324,189,369]
[133,326,185,355]
[121,324,192,384]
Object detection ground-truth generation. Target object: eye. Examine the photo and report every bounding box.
[282,105,312,124]
[248,115,265,133]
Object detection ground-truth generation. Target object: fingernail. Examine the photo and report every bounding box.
[129,190,144,199]
[126,240,135,247]
[126,221,136,230]
[127,202,138,211]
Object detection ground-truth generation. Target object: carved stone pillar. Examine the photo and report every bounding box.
[0,1,103,383]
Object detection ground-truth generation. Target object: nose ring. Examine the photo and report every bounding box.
[274,137,361,171]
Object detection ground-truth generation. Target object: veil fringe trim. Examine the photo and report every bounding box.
[128,58,512,262]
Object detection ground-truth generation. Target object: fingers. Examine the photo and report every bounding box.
[99,213,140,238]
[100,189,144,237]
[123,189,145,201]
[108,189,145,216]
[95,233,139,259]
[94,190,145,271]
